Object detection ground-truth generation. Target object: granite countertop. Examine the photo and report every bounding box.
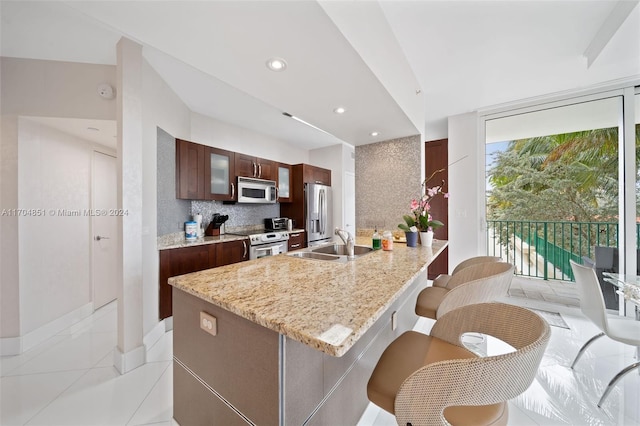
[157,228,306,251]
[157,232,248,251]
[168,237,448,357]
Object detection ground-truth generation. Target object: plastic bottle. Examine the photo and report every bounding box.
[372,227,382,250]
[382,231,394,251]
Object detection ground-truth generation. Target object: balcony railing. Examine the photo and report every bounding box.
[486,220,624,281]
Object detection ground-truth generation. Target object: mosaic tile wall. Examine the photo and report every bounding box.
[355,134,422,237]
[157,127,191,236]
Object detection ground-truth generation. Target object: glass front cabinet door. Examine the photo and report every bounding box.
[277,164,292,203]
[205,147,236,201]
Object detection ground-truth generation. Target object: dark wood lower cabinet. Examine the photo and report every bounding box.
[159,239,249,320]
[216,239,248,267]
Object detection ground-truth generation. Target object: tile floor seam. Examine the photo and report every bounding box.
[22,367,94,426]
[125,362,172,426]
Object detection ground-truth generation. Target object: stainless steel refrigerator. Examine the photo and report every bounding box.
[305,182,332,246]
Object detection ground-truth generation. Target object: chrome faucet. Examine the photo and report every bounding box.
[335,228,355,259]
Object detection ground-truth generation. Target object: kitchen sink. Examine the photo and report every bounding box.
[311,244,374,256]
[287,252,344,262]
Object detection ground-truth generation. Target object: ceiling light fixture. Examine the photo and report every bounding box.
[283,112,333,137]
[266,57,287,72]
[370,131,380,137]
[333,107,346,114]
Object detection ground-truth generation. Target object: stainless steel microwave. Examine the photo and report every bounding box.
[237,176,277,204]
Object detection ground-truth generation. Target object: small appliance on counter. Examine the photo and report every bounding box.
[205,213,229,236]
[264,217,289,231]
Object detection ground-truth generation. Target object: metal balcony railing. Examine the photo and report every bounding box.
[486,220,626,281]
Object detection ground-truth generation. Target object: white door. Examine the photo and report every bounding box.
[344,172,356,236]
[92,151,118,309]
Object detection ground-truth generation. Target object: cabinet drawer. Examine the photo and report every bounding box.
[288,231,305,250]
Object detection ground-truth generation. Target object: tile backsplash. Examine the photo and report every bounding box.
[191,201,280,232]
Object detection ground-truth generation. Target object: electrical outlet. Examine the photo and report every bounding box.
[200,311,217,336]
[391,311,398,331]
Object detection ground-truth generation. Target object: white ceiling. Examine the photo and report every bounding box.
[1,0,639,149]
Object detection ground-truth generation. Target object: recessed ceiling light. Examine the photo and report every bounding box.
[370,131,380,137]
[333,107,346,114]
[87,127,100,132]
[266,57,287,72]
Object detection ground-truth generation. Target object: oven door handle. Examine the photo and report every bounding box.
[255,244,285,255]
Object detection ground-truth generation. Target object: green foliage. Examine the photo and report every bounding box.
[487,127,627,223]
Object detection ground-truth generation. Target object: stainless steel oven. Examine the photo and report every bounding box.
[228,230,289,260]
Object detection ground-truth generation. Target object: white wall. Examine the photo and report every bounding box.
[309,143,355,234]
[18,118,92,334]
[1,115,20,339]
[190,112,309,165]
[447,112,482,270]
[140,56,191,336]
[0,58,116,352]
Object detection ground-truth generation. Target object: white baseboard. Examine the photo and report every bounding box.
[0,337,22,356]
[0,302,94,356]
[113,344,145,374]
[143,319,167,352]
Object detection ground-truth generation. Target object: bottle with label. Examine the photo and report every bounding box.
[372,227,382,250]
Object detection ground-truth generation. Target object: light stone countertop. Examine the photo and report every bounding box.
[157,232,248,251]
[168,237,448,357]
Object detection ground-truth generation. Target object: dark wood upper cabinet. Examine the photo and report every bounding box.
[302,164,331,186]
[205,147,236,201]
[235,154,276,181]
[276,163,292,203]
[176,139,205,200]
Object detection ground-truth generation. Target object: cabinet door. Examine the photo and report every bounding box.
[313,167,331,186]
[256,158,276,180]
[206,147,236,201]
[302,164,331,186]
[235,153,258,178]
[287,231,305,250]
[176,139,205,200]
[216,239,249,266]
[159,244,215,320]
[277,164,292,203]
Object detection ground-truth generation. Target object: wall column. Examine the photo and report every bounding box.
[114,37,145,374]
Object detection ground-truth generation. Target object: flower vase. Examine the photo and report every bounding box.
[420,231,434,247]
[405,232,418,247]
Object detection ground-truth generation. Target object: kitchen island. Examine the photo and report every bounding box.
[169,238,447,425]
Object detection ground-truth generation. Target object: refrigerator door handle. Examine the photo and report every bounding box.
[320,188,326,235]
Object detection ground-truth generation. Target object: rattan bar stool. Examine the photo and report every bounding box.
[367,302,550,426]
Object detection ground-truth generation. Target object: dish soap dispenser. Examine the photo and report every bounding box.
[372,227,382,250]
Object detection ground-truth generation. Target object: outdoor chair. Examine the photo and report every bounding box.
[367,302,550,426]
[569,260,640,408]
